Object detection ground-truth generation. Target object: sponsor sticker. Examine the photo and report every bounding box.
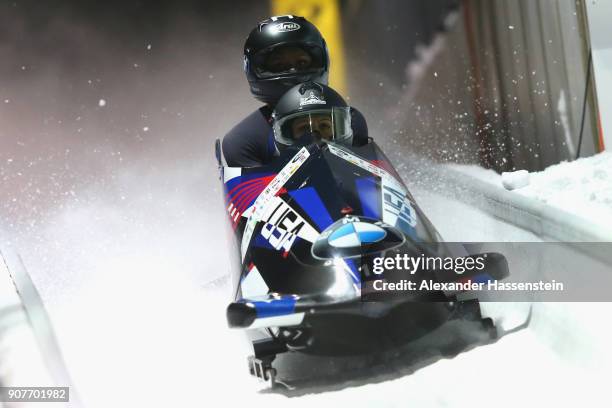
[299,91,327,106]
[272,22,301,32]
[260,198,318,252]
[241,148,310,260]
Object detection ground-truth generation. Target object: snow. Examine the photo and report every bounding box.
[3,142,610,407]
[446,162,500,185]
[411,187,540,242]
[501,169,530,190]
[450,152,612,228]
[517,152,612,222]
[1,125,555,408]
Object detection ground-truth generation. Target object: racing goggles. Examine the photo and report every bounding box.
[273,107,353,146]
[252,44,325,79]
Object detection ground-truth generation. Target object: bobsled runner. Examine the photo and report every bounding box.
[215,137,509,386]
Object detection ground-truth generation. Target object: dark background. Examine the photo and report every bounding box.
[0,0,457,233]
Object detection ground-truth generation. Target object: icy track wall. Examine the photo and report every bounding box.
[344,0,599,174]
[0,245,82,407]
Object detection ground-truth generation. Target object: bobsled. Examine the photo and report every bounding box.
[215,137,508,385]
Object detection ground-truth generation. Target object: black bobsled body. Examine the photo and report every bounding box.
[215,139,505,382]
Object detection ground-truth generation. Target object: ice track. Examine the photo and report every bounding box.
[1,149,609,408]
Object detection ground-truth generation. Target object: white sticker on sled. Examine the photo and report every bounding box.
[240,147,310,260]
[328,144,390,180]
[382,181,417,228]
[223,167,242,183]
[241,264,269,298]
[260,196,319,252]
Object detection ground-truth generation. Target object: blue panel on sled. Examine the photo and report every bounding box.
[253,233,275,250]
[250,297,296,318]
[355,177,381,219]
[288,187,334,231]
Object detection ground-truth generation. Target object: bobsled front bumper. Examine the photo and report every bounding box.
[226,294,366,330]
[225,288,446,330]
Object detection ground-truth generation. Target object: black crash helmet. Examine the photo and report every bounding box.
[272,82,352,146]
[244,15,329,105]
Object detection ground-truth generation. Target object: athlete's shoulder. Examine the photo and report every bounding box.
[222,106,273,167]
[224,108,270,140]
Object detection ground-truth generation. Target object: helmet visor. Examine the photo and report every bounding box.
[252,44,325,79]
[273,107,353,146]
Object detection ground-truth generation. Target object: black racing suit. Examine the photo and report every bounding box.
[222,106,369,167]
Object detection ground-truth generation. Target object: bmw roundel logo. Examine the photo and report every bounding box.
[328,222,387,248]
[312,216,405,260]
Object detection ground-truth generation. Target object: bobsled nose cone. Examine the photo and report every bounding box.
[227,302,256,328]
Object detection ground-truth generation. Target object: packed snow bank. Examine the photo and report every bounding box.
[501,170,530,190]
[516,152,612,224]
[448,152,612,232]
